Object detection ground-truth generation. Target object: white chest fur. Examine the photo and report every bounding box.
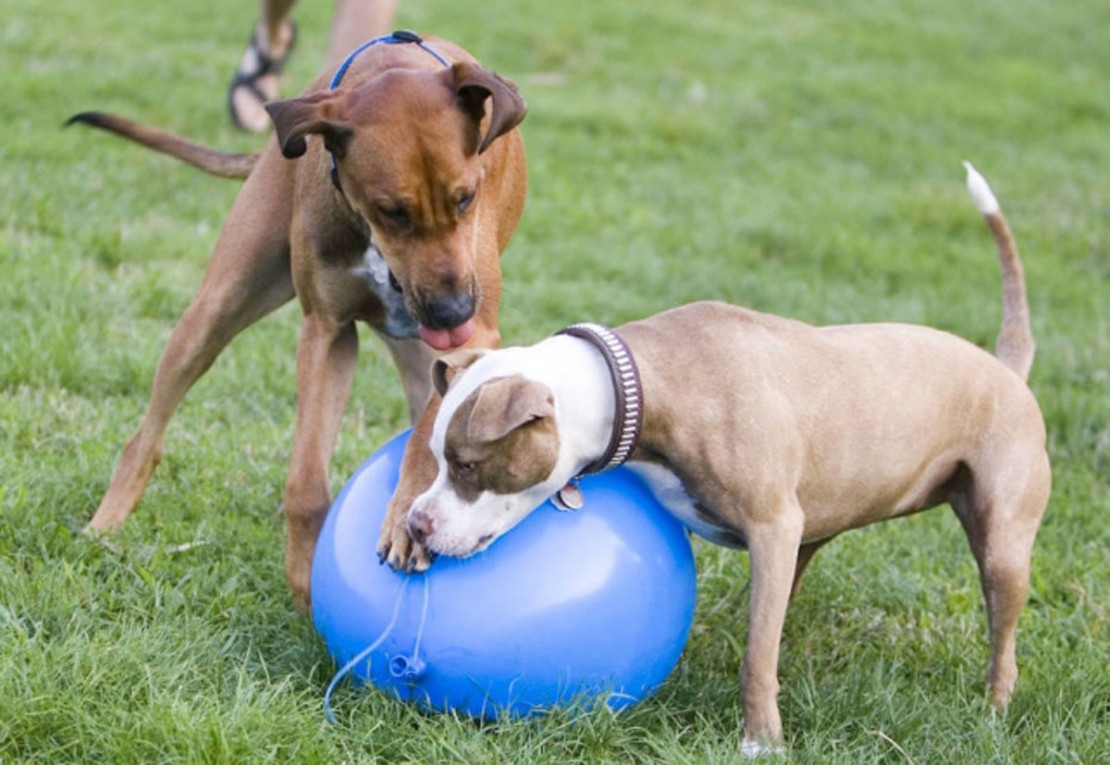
[352,245,417,338]
[627,462,746,548]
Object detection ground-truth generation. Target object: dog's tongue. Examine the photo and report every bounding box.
[418,320,476,351]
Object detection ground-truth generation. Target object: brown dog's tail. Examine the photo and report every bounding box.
[66,111,258,180]
[964,161,1034,381]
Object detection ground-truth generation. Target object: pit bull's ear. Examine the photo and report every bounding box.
[265,92,354,160]
[431,348,490,397]
[467,376,555,445]
[451,62,527,155]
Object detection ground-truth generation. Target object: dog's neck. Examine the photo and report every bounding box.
[547,334,626,477]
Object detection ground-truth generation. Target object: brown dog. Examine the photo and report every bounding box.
[69,32,527,608]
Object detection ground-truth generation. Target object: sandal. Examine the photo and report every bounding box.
[227,19,297,132]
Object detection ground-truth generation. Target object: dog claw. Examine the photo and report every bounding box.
[404,549,433,573]
[378,537,432,573]
[376,502,433,572]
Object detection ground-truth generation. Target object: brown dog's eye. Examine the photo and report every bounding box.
[377,203,411,228]
[457,192,475,215]
[457,461,478,474]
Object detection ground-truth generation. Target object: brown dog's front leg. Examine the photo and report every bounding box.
[378,333,441,424]
[283,315,359,610]
[375,324,501,571]
[376,398,439,572]
[740,505,804,756]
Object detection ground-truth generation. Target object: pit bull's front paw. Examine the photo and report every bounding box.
[376,511,433,572]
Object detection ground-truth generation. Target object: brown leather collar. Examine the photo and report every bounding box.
[556,323,644,475]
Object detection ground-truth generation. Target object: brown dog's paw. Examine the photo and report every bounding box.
[377,510,433,573]
[285,556,313,613]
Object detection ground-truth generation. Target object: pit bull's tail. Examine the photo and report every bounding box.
[66,112,258,180]
[964,161,1034,382]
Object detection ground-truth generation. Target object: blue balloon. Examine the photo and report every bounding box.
[312,429,697,720]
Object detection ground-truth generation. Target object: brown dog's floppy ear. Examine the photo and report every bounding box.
[466,376,555,445]
[265,92,354,160]
[451,62,527,155]
[431,348,490,397]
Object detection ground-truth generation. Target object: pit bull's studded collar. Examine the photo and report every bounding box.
[556,323,644,476]
[327,30,451,189]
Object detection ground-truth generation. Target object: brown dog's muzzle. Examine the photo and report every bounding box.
[408,278,480,350]
[419,289,476,331]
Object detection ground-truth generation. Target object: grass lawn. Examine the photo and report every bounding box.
[2,0,1106,761]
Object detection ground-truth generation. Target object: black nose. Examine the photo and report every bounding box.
[422,292,476,329]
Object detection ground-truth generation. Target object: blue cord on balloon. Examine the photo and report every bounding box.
[409,573,431,671]
[322,574,431,724]
[323,577,408,723]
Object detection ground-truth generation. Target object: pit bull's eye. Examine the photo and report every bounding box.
[449,460,479,483]
[456,192,475,215]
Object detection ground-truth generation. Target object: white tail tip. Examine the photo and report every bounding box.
[964,160,1001,215]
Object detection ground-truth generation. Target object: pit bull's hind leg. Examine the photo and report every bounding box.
[86,162,295,531]
[952,449,1050,708]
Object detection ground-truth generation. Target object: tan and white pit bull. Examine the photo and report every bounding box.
[401,164,1050,755]
[68,32,527,609]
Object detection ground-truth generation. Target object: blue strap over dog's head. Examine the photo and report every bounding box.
[330,29,450,89]
[327,30,451,189]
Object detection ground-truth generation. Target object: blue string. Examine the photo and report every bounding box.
[322,577,410,724]
[321,573,433,724]
[410,574,431,668]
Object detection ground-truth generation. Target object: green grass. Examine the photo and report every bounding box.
[2,0,1107,761]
